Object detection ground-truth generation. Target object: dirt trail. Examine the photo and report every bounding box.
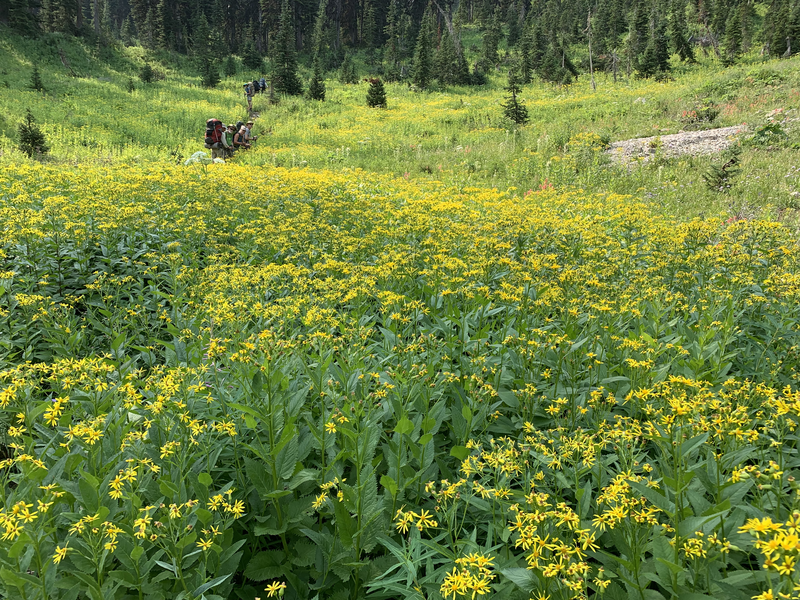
[608,125,747,164]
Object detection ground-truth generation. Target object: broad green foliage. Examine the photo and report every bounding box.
[0,163,799,600]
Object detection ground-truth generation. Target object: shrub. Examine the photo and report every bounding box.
[18,109,50,158]
[139,63,154,83]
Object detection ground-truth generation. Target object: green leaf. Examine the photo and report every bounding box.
[461,404,473,423]
[498,389,519,408]
[501,568,536,592]
[244,551,285,581]
[79,477,100,513]
[195,508,213,526]
[628,480,675,516]
[380,474,398,498]
[334,499,357,550]
[395,417,414,435]
[245,456,273,497]
[450,446,470,461]
[111,332,127,352]
[679,433,709,459]
[130,546,144,562]
[159,478,179,500]
[192,573,232,596]
[419,433,433,446]
[198,472,213,487]
[1,567,39,588]
[275,436,298,480]
[252,370,264,397]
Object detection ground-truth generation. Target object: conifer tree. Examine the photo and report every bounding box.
[18,109,50,158]
[121,16,135,46]
[739,0,754,52]
[626,0,650,76]
[481,6,503,68]
[435,30,470,85]
[243,40,264,71]
[411,5,435,89]
[502,70,529,124]
[143,8,157,49]
[638,10,671,77]
[139,63,154,83]
[362,0,379,51]
[155,0,170,50]
[273,0,303,95]
[668,0,694,61]
[366,77,387,108]
[224,56,238,77]
[311,0,330,67]
[383,0,403,80]
[9,0,39,36]
[201,60,221,88]
[723,3,743,65]
[40,0,54,32]
[519,17,535,84]
[29,66,45,93]
[507,3,523,48]
[339,53,358,83]
[307,59,326,100]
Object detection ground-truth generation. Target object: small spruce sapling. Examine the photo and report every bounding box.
[223,56,238,77]
[18,109,50,158]
[307,61,326,101]
[703,145,742,193]
[29,66,45,93]
[201,60,221,88]
[502,70,529,125]
[339,54,358,84]
[140,63,154,83]
[366,78,387,108]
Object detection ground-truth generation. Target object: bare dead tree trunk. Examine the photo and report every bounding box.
[93,0,100,35]
[585,12,596,91]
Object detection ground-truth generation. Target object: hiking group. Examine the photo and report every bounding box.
[204,118,258,161]
[245,77,267,111]
[202,77,266,160]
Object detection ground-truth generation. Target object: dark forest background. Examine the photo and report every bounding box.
[2,0,800,88]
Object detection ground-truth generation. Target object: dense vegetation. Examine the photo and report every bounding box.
[3,0,800,88]
[1,13,800,600]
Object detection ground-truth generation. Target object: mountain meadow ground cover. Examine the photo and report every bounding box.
[1,30,800,600]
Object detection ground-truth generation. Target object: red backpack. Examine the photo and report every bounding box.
[205,119,224,145]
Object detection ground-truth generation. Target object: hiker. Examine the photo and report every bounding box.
[205,118,226,160]
[259,77,267,93]
[244,82,254,111]
[221,124,235,158]
[245,121,258,143]
[233,126,250,150]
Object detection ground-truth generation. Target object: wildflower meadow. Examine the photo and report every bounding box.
[1,30,800,600]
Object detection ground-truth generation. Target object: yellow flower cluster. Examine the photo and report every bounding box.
[394,506,438,534]
[440,552,496,599]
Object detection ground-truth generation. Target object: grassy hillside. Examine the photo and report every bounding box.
[1,30,799,221]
